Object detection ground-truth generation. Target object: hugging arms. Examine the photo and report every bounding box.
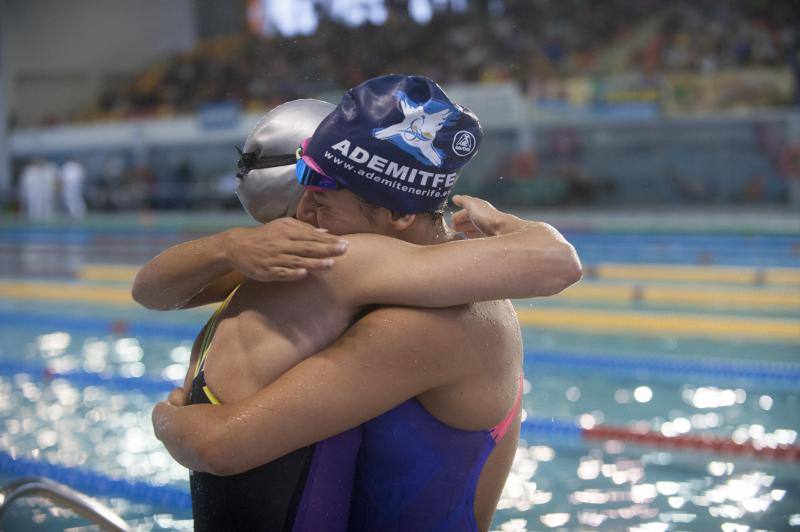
[137,196,580,476]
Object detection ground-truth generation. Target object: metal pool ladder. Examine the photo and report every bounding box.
[0,476,129,531]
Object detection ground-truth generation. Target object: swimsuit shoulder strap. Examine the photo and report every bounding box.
[489,373,524,443]
[193,285,240,378]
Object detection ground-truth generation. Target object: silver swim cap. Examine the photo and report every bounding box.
[235,99,334,223]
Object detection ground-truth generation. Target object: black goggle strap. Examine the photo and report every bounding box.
[235,146,299,178]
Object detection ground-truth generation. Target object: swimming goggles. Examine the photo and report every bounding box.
[235,146,297,178]
[295,138,340,191]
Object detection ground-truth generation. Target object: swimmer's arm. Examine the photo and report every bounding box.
[153,307,469,475]
[327,196,582,307]
[132,231,244,310]
[132,218,347,310]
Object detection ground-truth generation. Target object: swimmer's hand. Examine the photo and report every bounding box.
[153,389,233,472]
[224,218,349,281]
[452,195,526,238]
[151,387,186,436]
[134,218,348,310]
[167,386,188,407]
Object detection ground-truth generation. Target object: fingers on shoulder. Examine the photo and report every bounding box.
[286,240,348,258]
[451,209,470,224]
[452,194,487,207]
[277,254,334,271]
[279,218,338,242]
[451,194,473,207]
[265,267,309,281]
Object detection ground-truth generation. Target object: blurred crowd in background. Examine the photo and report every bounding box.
[6,0,800,217]
[64,0,797,123]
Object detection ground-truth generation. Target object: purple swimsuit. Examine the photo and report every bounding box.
[347,378,523,531]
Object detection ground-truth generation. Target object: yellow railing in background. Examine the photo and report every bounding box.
[515,308,800,342]
[3,278,798,342]
[589,263,800,286]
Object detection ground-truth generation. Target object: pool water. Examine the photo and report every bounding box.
[1,220,798,531]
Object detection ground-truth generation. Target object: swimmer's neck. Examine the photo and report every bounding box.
[399,217,456,246]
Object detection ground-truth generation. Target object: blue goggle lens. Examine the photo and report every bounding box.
[295,158,339,190]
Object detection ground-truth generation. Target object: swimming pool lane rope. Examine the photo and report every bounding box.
[0,450,191,510]
[1,346,798,397]
[1,357,799,466]
[2,309,799,384]
[0,416,796,514]
[1,383,798,509]
[520,418,800,462]
[524,351,800,384]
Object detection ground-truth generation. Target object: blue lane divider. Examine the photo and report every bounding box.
[3,230,799,267]
[0,450,191,510]
[2,413,794,514]
[1,349,797,409]
[0,418,580,514]
[2,348,796,397]
[0,311,200,340]
[520,417,582,439]
[0,228,192,241]
[0,359,175,394]
[0,418,579,513]
[524,350,800,384]
[4,310,800,385]
[3,319,800,388]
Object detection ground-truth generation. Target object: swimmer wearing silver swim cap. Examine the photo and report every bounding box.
[235,99,334,223]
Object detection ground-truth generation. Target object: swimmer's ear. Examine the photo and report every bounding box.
[386,212,416,232]
[295,190,318,226]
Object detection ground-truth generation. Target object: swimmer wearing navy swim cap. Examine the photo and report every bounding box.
[141,75,581,532]
[300,75,482,214]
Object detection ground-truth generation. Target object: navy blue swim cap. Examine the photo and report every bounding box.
[304,74,482,213]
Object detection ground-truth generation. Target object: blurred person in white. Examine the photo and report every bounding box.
[19,158,57,221]
[60,160,87,219]
[18,159,38,219]
[40,160,58,220]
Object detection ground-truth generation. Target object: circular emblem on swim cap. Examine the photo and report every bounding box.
[452,131,477,157]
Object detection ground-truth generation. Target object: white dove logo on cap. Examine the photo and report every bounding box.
[372,91,459,167]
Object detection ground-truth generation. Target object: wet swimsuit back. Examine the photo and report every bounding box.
[348,375,523,531]
[188,289,361,532]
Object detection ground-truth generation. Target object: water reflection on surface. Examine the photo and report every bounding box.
[497,440,799,530]
[493,374,800,531]
[0,329,798,530]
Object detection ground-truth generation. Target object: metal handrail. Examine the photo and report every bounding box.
[0,477,129,531]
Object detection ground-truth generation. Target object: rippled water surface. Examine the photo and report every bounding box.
[1,306,798,531]
[1,223,798,531]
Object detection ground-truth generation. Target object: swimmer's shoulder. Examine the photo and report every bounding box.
[331,232,417,261]
[460,299,523,359]
[352,303,519,387]
[350,304,473,356]
[233,274,338,313]
[461,298,519,325]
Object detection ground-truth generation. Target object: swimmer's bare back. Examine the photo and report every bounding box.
[197,272,351,403]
